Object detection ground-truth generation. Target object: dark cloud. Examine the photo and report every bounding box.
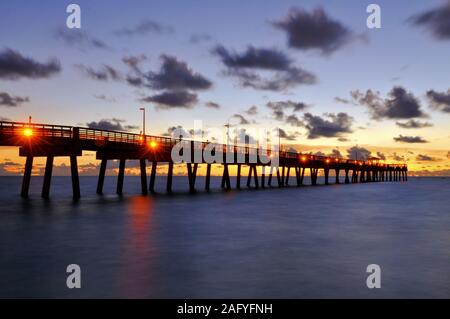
[205,101,220,109]
[76,64,121,81]
[146,55,212,91]
[245,106,258,116]
[0,161,22,175]
[393,135,428,143]
[278,128,299,141]
[303,112,353,139]
[189,33,213,44]
[141,90,198,109]
[272,7,356,55]
[86,118,138,131]
[391,152,405,162]
[0,92,29,107]
[351,87,426,119]
[426,89,450,113]
[0,48,61,80]
[213,45,293,71]
[122,55,148,72]
[285,114,303,127]
[337,137,350,142]
[93,94,116,103]
[114,19,174,36]
[54,28,109,50]
[266,100,309,122]
[416,154,437,161]
[396,119,433,128]
[334,96,356,105]
[330,149,343,159]
[347,146,371,161]
[376,152,386,160]
[409,2,450,40]
[232,114,250,125]
[213,45,316,92]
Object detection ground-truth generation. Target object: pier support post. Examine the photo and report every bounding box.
[97,159,107,194]
[300,167,305,185]
[149,161,157,193]
[167,162,173,193]
[335,169,340,184]
[295,167,300,186]
[344,169,350,184]
[268,166,273,186]
[21,156,33,198]
[310,168,318,185]
[285,167,290,186]
[139,159,147,195]
[261,166,266,188]
[187,163,197,193]
[116,159,126,195]
[221,164,231,190]
[70,155,80,200]
[253,165,259,189]
[324,168,329,185]
[247,165,253,187]
[41,156,54,199]
[276,168,282,187]
[360,170,365,183]
[205,163,211,191]
[236,164,241,189]
[389,170,393,182]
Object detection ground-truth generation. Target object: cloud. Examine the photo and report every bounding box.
[0,161,22,175]
[54,28,109,50]
[396,119,433,128]
[409,2,450,40]
[334,96,355,105]
[391,152,405,161]
[0,92,29,107]
[114,19,174,36]
[122,54,149,72]
[376,152,386,160]
[213,45,293,71]
[272,7,358,55]
[0,48,61,80]
[93,94,116,103]
[447,151,450,159]
[303,112,353,139]
[416,154,437,161]
[86,119,138,131]
[76,64,121,81]
[351,87,426,119]
[146,55,212,91]
[393,135,428,143]
[266,100,309,122]
[232,114,250,125]
[330,149,343,158]
[141,90,198,109]
[347,146,371,161]
[285,114,303,127]
[426,89,450,113]
[245,106,258,116]
[205,101,220,109]
[213,45,316,92]
[189,33,213,44]
[278,128,299,141]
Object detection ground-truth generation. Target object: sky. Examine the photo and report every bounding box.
[1,0,450,176]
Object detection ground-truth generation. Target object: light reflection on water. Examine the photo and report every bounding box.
[0,176,449,298]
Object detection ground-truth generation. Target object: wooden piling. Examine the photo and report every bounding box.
[139,159,147,195]
[96,159,107,194]
[41,156,54,199]
[21,156,33,198]
[70,155,80,199]
[116,159,126,195]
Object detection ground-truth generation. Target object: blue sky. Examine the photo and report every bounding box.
[1,0,450,174]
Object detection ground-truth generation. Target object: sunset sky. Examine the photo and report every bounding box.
[1,0,449,176]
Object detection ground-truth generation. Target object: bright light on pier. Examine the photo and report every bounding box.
[149,141,158,149]
[23,128,33,137]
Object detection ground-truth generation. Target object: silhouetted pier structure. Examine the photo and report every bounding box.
[0,121,408,199]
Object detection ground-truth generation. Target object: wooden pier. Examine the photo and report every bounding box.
[0,121,408,199]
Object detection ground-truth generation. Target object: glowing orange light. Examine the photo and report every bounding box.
[325,159,330,164]
[335,158,339,162]
[301,156,307,161]
[23,128,33,137]
[139,136,143,141]
[149,141,157,149]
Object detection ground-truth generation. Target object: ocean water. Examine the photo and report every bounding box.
[0,175,449,298]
